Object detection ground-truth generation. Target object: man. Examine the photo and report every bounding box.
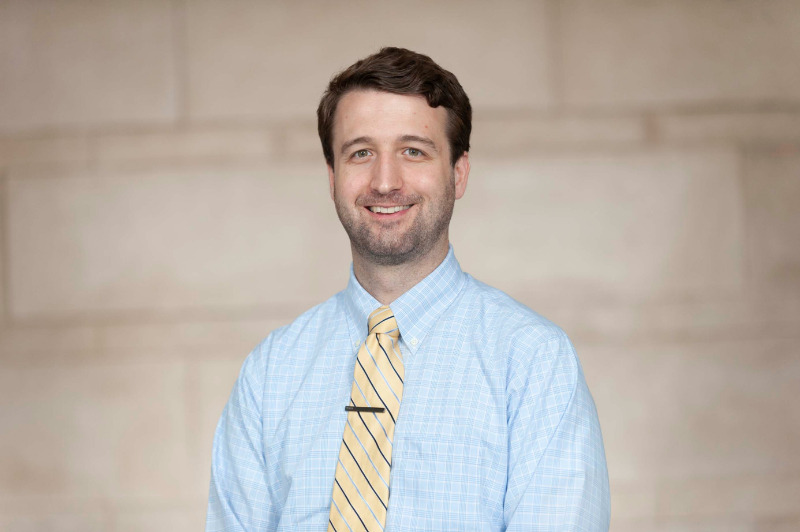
[207,47,610,531]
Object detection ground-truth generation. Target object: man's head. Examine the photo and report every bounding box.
[318,47,471,168]
[319,48,472,270]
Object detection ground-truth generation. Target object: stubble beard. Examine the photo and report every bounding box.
[334,181,456,267]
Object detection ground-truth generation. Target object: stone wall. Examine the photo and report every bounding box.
[1,1,799,530]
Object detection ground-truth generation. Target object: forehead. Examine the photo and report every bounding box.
[332,89,448,144]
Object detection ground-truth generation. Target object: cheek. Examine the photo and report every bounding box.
[333,173,365,203]
[415,167,454,195]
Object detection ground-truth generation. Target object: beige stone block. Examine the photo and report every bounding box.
[0,135,90,168]
[560,1,800,107]
[607,519,657,532]
[658,476,800,520]
[608,519,751,532]
[0,361,188,498]
[550,298,752,345]
[0,325,97,366]
[0,511,107,532]
[657,112,800,145]
[742,146,800,302]
[114,506,203,532]
[580,344,656,484]
[584,338,800,484]
[281,120,325,164]
[550,293,800,348]
[8,164,350,320]
[0,0,176,131]
[185,0,551,122]
[93,127,273,169]
[470,112,645,157]
[0,180,5,326]
[652,521,752,532]
[185,359,249,493]
[611,480,657,521]
[451,148,743,305]
[754,519,800,532]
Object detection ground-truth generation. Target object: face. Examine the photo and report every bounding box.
[328,89,469,267]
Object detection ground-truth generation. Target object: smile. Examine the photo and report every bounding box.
[368,205,411,214]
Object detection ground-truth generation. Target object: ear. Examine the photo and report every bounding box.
[453,152,470,200]
[327,163,336,201]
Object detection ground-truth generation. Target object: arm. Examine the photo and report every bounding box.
[504,331,610,531]
[207,342,273,532]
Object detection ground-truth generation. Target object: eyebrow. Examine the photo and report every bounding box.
[339,134,440,156]
[340,136,371,156]
[399,135,439,153]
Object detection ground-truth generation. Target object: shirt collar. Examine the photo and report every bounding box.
[341,245,466,356]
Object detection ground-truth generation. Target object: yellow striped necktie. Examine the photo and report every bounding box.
[328,305,404,532]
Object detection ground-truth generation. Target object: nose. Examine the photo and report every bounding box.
[370,154,403,195]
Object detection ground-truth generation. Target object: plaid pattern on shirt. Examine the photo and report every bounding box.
[207,246,610,531]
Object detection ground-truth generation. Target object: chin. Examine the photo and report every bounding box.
[357,241,422,266]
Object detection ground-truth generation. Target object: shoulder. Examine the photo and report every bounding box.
[461,275,571,346]
[246,291,346,367]
[460,275,580,384]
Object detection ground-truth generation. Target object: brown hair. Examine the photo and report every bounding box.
[317,47,471,167]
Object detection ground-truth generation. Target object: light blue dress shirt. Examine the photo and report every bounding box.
[207,247,610,531]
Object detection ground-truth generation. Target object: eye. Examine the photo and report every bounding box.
[353,149,371,159]
[404,148,424,157]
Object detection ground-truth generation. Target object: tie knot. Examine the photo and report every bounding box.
[368,306,399,339]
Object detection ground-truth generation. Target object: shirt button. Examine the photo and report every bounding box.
[410,338,418,346]
[354,341,360,348]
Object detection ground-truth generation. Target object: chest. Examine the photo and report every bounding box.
[264,336,508,530]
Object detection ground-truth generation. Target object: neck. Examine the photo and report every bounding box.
[352,242,450,305]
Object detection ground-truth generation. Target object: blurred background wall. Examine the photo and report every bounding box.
[1,0,799,530]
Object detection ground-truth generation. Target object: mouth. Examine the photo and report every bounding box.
[367,205,412,214]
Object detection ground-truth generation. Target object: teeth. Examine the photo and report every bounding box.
[369,205,410,214]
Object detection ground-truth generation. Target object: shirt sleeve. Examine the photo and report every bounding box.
[504,330,611,531]
[206,340,273,532]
